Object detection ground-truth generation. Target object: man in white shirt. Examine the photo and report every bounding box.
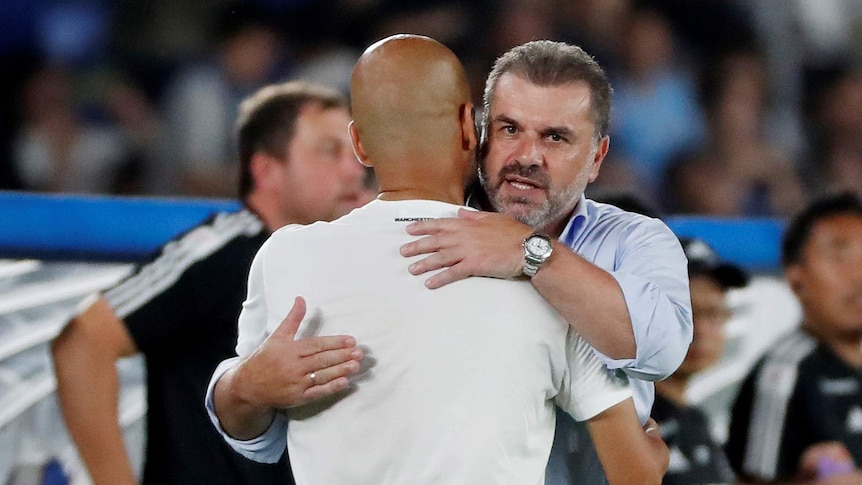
[207,34,668,484]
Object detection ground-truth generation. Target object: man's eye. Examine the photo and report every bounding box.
[503,125,517,134]
[548,133,563,142]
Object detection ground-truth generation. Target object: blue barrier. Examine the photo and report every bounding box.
[0,192,240,262]
[0,191,785,270]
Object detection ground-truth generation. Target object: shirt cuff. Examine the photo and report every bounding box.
[205,357,288,463]
[602,271,692,381]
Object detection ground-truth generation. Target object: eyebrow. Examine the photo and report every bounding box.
[492,115,520,128]
[491,115,573,138]
[540,126,574,138]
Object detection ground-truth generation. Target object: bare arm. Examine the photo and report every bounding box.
[530,240,634,358]
[587,400,668,485]
[212,297,363,440]
[51,297,138,485]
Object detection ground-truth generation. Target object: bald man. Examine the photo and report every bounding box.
[207,35,666,484]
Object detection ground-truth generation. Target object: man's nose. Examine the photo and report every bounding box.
[514,136,544,167]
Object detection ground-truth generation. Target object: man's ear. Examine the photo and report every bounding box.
[588,135,610,183]
[249,152,277,192]
[785,264,806,297]
[349,121,373,167]
[460,103,478,152]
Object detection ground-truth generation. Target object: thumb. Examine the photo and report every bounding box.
[271,296,306,340]
[458,208,491,220]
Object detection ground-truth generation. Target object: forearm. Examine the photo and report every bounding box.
[212,364,277,441]
[588,401,667,485]
[52,328,136,485]
[531,244,635,359]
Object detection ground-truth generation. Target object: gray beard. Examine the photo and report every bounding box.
[478,167,581,231]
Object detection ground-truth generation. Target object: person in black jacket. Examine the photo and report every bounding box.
[51,81,371,485]
[653,237,749,484]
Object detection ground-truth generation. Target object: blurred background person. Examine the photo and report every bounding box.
[654,237,749,485]
[725,192,862,484]
[51,81,370,485]
[161,4,286,197]
[803,67,862,199]
[12,66,131,194]
[605,3,706,208]
[665,49,807,216]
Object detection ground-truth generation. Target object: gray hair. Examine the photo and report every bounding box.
[482,40,612,141]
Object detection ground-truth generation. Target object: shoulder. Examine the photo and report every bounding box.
[127,210,264,280]
[583,199,680,253]
[757,329,818,370]
[745,329,817,392]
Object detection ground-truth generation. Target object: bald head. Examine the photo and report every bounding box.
[350,34,473,168]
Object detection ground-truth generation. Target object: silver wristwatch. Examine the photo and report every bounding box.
[522,233,553,277]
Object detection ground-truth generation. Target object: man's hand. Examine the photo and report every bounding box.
[214,297,363,439]
[400,209,533,288]
[797,442,861,484]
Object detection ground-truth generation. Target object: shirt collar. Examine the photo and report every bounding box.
[560,194,589,246]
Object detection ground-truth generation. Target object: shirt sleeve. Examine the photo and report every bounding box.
[598,218,693,382]
[555,329,633,421]
[205,357,288,463]
[204,240,288,462]
[104,231,217,354]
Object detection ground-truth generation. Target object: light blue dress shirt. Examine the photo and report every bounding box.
[545,195,693,484]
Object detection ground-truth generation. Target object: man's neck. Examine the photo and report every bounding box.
[244,197,292,233]
[377,188,464,205]
[803,323,862,369]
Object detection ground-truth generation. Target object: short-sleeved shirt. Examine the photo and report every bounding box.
[651,394,735,484]
[206,199,633,485]
[103,209,292,484]
[726,328,862,481]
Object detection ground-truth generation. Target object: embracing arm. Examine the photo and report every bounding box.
[588,400,669,485]
[530,243,635,359]
[51,296,138,485]
[210,297,362,442]
[401,209,692,378]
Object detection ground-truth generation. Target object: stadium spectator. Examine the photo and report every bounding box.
[653,237,749,484]
[607,4,706,206]
[160,5,286,197]
[665,49,807,216]
[726,192,862,483]
[51,81,369,485]
[804,68,862,199]
[12,66,130,193]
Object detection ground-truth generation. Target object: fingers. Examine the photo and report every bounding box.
[405,219,446,236]
[302,376,351,403]
[407,251,460,275]
[271,296,307,339]
[306,359,362,388]
[297,334,358,357]
[400,235,443,258]
[300,346,364,374]
[643,418,660,435]
[424,265,471,289]
[457,208,490,220]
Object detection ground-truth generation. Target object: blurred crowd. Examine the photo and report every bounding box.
[1,0,861,215]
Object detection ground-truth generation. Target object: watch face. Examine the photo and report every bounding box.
[526,236,551,255]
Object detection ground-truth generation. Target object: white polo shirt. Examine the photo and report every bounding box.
[207,199,631,485]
